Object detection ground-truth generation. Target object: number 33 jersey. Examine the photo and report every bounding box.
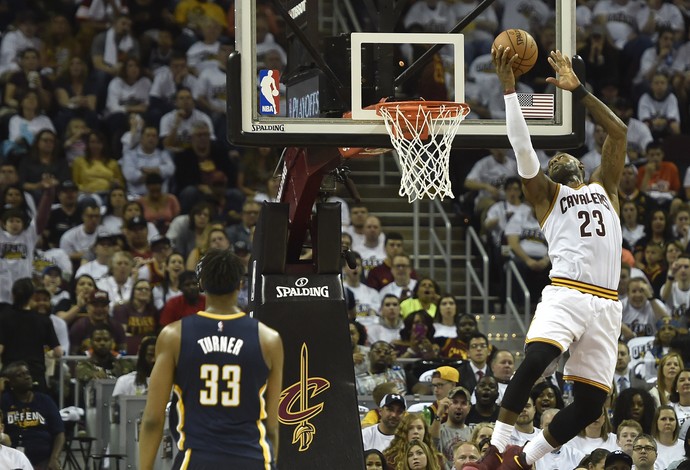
[170,311,272,462]
[541,183,622,294]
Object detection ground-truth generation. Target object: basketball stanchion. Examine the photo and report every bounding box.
[374,100,470,202]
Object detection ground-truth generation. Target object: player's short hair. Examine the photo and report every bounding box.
[175,86,192,98]
[646,141,663,154]
[197,248,244,295]
[504,176,522,188]
[455,313,478,328]
[372,382,399,406]
[1,207,28,226]
[385,232,403,244]
[1,360,30,379]
[178,270,198,285]
[90,324,114,341]
[490,349,513,366]
[19,47,39,59]
[633,433,657,449]
[11,278,34,308]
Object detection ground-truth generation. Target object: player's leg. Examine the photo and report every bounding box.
[497,381,607,470]
[462,341,561,470]
[490,341,561,450]
[498,295,619,470]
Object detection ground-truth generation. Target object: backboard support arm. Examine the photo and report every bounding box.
[278,147,344,262]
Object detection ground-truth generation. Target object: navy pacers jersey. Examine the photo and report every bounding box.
[170,311,272,465]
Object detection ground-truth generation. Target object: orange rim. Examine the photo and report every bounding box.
[375,100,470,120]
[375,101,470,140]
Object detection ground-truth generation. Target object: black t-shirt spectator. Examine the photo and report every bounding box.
[173,140,240,193]
[9,70,54,95]
[45,206,83,248]
[465,405,500,427]
[0,306,60,391]
[1,390,65,465]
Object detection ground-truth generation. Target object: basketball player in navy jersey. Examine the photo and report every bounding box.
[464,49,627,470]
[139,249,283,470]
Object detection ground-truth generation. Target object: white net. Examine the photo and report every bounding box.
[378,102,468,202]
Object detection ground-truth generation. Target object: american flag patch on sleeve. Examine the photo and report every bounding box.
[517,93,554,119]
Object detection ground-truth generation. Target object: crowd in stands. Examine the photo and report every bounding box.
[6,0,690,469]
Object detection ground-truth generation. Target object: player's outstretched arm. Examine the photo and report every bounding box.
[139,323,180,470]
[546,51,627,203]
[493,45,555,209]
[259,323,284,463]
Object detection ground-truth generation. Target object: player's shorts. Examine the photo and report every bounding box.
[172,449,276,470]
[526,284,621,392]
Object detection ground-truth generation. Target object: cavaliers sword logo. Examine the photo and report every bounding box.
[278,343,330,451]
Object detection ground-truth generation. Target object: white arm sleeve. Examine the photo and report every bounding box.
[504,93,540,179]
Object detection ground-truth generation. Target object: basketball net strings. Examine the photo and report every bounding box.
[379,105,465,202]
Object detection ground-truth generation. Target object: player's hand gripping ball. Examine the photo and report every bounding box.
[492,29,538,77]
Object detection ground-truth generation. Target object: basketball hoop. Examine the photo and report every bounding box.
[375,100,470,202]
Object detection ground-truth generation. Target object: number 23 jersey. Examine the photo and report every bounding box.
[541,183,622,292]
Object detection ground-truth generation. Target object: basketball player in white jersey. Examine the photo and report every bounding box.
[465,49,627,470]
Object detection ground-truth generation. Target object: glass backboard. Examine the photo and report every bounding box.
[228,0,584,149]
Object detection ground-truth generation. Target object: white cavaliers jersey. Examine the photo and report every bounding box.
[541,183,621,297]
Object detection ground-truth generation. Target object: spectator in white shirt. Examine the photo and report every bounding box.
[96,250,135,312]
[159,87,215,152]
[0,410,33,469]
[610,97,653,163]
[362,394,407,453]
[356,216,387,279]
[59,203,101,267]
[193,44,233,144]
[121,126,175,197]
[90,14,140,106]
[622,277,670,340]
[631,434,659,470]
[616,419,642,456]
[379,254,418,301]
[569,409,619,454]
[149,52,197,123]
[104,57,151,152]
[75,231,119,282]
[661,254,690,321]
[652,405,685,469]
[344,252,381,326]
[0,11,42,77]
[112,335,156,397]
[638,72,682,140]
[367,294,405,345]
[510,397,540,446]
[186,16,222,75]
[464,148,518,216]
[344,203,382,249]
[403,0,454,33]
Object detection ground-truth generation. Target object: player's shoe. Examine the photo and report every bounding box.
[462,444,503,470]
[497,445,532,470]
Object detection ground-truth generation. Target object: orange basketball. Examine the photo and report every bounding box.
[492,29,538,77]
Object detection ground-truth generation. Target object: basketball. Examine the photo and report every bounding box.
[492,29,538,77]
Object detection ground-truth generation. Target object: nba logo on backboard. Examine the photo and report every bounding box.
[259,69,280,115]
